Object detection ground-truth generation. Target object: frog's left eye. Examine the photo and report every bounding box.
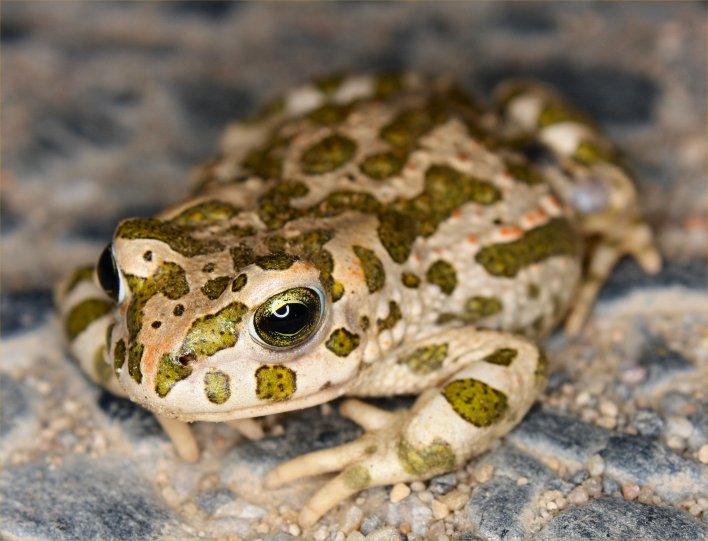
[97,243,120,302]
[250,287,324,349]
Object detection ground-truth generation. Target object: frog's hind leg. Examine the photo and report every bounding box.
[494,81,661,334]
[265,329,547,527]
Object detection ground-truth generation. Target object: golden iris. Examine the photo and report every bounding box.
[253,287,322,348]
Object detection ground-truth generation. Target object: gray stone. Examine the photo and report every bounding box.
[533,498,707,540]
[0,455,187,539]
[687,410,708,451]
[467,476,533,540]
[661,392,701,417]
[195,487,236,514]
[482,445,570,492]
[602,477,620,496]
[360,515,382,535]
[0,376,30,437]
[429,472,457,495]
[507,408,612,470]
[636,336,696,395]
[600,434,708,503]
[632,408,664,438]
[0,289,54,336]
[597,259,707,301]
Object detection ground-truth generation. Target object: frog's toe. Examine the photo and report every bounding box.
[264,438,372,489]
[339,398,398,430]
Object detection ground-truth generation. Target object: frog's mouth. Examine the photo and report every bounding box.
[147,378,354,423]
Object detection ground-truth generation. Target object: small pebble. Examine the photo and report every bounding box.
[583,477,602,498]
[596,415,617,429]
[417,490,434,503]
[288,524,301,537]
[603,477,620,495]
[473,463,494,483]
[586,454,605,477]
[431,499,450,520]
[599,399,618,417]
[633,409,664,438]
[556,496,567,510]
[567,486,589,505]
[575,391,591,407]
[620,366,647,385]
[366,527,402,541]
[410,481,426,492]
[546,501,558,511]
[340,505,364,534]
[688,504,703,517]
[666,435,686,451]
[665,416,694,439]
[427,520,448,540]
[623,484,641,500]
[390,483,411,503]
[439,489,468,511]
[347,532,366,541]
[516,476,529,486]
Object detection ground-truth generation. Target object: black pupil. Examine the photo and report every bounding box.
[262,303,311,336]
[97,243,119,301]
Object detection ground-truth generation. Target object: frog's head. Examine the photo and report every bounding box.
[98,213,369,422]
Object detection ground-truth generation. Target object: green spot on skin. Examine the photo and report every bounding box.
[231,244,255,271]
[377,301,402,333]
[93,346,112,384]
[397,438,456,476]
[475,218,580,278]
[180,302,248,358]
[426,260,457,295]
[227,224,257,237]
[170,200,240,227]
[375,73,405,98]
[506,161,544,185]
[241,136,290,180]
[128,343,144,383]
[359,150,405,180]
[331,281,345,302]
[257,181,309,230]
[114,339,126,373]
[204,370,231,404]
[464,296,503,320]
[359,315,370,331]
[442,378,508,427]
[380,101,449,148]
[535,349,549,385]
[314,73,345,95]
[255,365,296,401]
[538,102,590,128]
[301,134,357,175]
[326,328,361,357]
[155,353,193,398]
[343,465,371,490]
[65,298,113,341]
[527,284,540,299]
[353,245,386,293]
[116,218,224,257]
[125,262,189,364]
[401,272,421,288]
[65,265,94,295]
[201,276,231,300]
[401,343,448,375]
[573,141,614,166]
[308,103,352,125]
[231,273,248,292]
[255,252,299,270]
[483,348,518,366]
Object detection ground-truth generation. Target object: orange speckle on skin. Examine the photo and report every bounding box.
[467,235,478,244]
[457,152,470,161]
[499,226,523,238]
[451,209,462,218]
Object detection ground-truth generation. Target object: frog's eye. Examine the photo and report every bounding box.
[97,243,120,302]
[250,287,324,349]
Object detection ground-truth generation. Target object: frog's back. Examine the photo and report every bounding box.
[185,73,581,347]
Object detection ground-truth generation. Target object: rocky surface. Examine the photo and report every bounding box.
[2,2,707,540]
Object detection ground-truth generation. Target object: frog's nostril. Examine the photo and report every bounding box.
[178,353,196,366]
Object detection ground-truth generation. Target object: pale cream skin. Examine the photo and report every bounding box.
[57,74,660,526]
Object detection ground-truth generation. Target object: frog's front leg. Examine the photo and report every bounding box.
[265,328,547,527]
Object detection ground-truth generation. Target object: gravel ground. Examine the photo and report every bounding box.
[2,2,707,540]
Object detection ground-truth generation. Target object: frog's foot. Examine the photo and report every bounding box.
[227,418,265,440]
[265,400,410,527]
[155,414,200,463]
[565,214,661,336]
